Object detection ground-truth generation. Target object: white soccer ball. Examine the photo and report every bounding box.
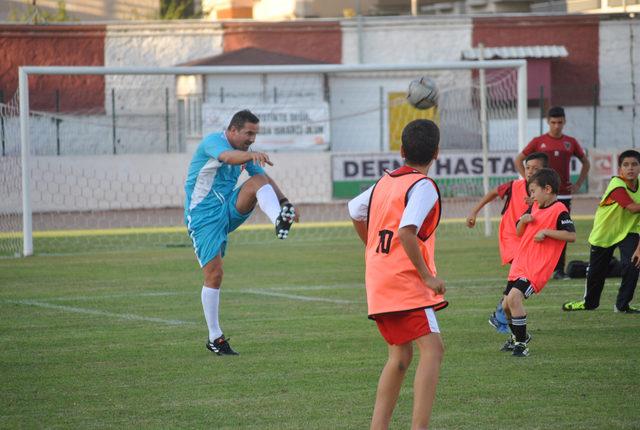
[407,77,438,110]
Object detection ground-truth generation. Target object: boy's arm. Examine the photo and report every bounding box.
[535,211,576,242]
[534,229,576,243]
[516,211,533,236]
[571,154,590,194]
[398,226,445,295]
[632,240,640,268]
[466,187,500,228]
[351,219,368,245]
[348,185,374,245]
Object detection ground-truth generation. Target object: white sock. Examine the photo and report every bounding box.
[201,286,222,341]
[256,184,281,224]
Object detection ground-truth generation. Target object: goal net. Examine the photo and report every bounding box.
[2,61,526,257]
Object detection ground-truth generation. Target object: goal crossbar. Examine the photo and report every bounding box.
[18,60,527,256]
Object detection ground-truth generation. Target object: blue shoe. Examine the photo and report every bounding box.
[489,313,510,334]
[494,300,509,325]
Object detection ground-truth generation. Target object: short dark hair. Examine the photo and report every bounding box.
[401,119,440,165]
[228,110,259,130]
[530,168,560,194]
[547,106,565,118]
[525,152,549,167]
[618,150,640,166]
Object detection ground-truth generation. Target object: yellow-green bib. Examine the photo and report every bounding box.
[589,177,640,247]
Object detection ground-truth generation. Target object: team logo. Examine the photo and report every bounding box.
[564,141,571,150]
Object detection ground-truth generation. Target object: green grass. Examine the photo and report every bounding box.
[1,221,639,429]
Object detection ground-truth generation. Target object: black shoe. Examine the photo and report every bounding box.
[500,333,531,352]
[275,203,295,240]
[614,304,640,314]
[552,270,570,280]
[512,342,530,357]
[206,335,239,356]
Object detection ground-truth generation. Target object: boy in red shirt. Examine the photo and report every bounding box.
[349,119,446,429]
[501,168,576,357]
[467,153,548,333]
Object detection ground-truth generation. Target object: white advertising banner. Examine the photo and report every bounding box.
[202,104,330,151]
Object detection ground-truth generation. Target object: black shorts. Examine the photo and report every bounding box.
[503,278,535,299]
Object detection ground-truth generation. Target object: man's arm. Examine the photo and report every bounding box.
[466,187,500,228]
[514,152,527,178]
[218,150,273,167]
[571,154,590,194]
[398,226,445,295]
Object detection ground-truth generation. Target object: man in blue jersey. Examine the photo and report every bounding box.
[185,110,296,356]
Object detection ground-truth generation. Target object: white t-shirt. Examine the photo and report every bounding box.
[347,179,439,231]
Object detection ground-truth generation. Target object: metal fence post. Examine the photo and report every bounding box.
[55,89,61,155]
[0,90,5,157]
[111,88,117,155]
[539,85,544,135]
[165,87,170,153]
[593,83,598,149]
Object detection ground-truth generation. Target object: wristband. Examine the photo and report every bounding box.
[279,197,289,205]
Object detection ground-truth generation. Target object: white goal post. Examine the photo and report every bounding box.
[17,60,527,257]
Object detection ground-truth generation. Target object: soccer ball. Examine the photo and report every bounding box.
[407,77,438,110]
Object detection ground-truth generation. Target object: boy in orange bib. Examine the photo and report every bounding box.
[466,152,548,333]
[349,119,446,430]
[501,168,576,357]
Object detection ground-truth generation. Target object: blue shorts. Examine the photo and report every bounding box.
[186,187,253,267]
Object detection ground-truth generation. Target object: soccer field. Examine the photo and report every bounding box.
[1,220,639,429]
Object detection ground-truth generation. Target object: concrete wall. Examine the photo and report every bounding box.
[341,16,472,64]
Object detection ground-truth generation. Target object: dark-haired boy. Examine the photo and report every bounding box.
[515,106,590,279]
[501,168,576,357]
[349,119,447,429]
[563,150,640,314]
[467,152,548,333]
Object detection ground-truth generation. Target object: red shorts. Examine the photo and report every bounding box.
[374,308,440,345]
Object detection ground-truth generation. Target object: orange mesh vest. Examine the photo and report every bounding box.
[498,179,529,265]
[365,166,448,317]
[508,200,568,292]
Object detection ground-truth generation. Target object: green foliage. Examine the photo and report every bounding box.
[1,221,639,428]
[159,0,202,20]
[8,1,76,24]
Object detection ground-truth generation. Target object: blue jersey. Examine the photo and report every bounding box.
[184,131,265,224]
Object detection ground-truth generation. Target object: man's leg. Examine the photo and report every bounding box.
[200,255,238,355]
[202,254,223,341]
[615,233,640,312]
[411,333,444,430]
[371,343,413,430]
[235,175,295,239]
[584,245,615,310]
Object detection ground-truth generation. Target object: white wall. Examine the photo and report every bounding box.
[598,20,640,149]
[0,151,333,214]
[341,16,472,64]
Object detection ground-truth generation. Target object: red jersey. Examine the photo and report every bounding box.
[508,200,575,293]
[497,179,529,265]
[365,166,447,317]
[522,134,585,196]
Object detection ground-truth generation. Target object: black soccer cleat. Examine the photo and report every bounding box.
[512,342,530,357]
[275,203,295,240]
[500,333,532,352]
[206,334,239,356]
